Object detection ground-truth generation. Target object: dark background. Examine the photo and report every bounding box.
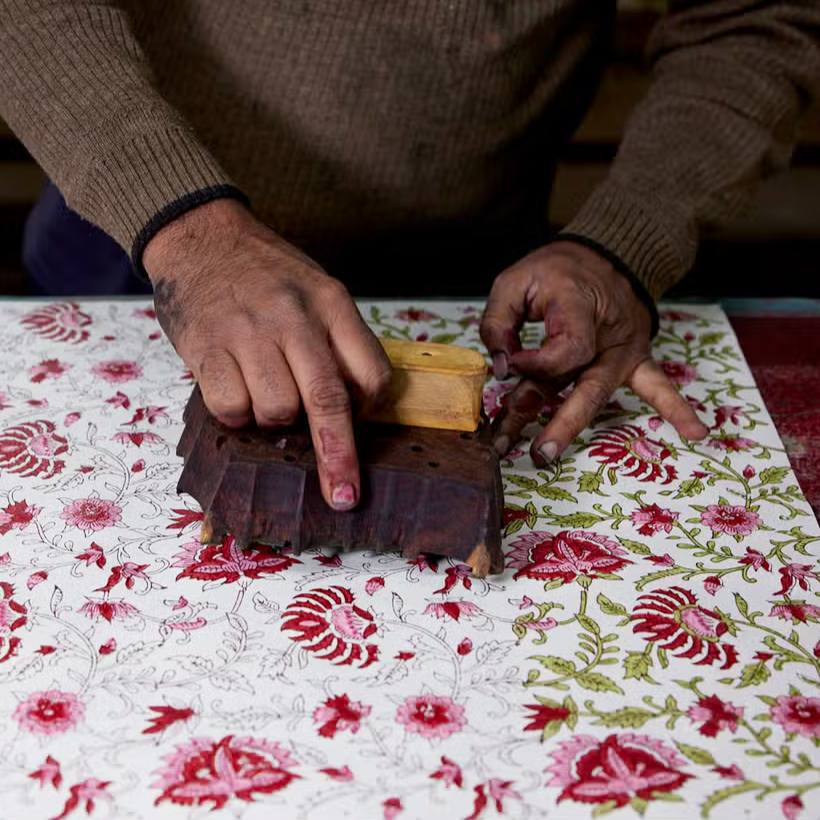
[1,2,819,299]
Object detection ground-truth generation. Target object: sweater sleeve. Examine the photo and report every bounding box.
[0,0,245,264]
[559,0,820,301]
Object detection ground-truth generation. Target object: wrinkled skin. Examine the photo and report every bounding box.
[480,241,708,463]
[143,199,392,511]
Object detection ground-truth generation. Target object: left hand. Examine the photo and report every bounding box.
[480,241,709,464]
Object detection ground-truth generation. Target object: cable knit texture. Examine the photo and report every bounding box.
[1,1,818,297]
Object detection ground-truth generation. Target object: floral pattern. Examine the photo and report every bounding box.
[0,300,818,820]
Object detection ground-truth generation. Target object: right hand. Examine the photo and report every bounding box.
[142,198,392,511]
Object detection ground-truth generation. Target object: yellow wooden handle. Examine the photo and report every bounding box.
[363,338,487,432]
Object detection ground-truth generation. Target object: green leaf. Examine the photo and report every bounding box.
[549,512,604,528]
[577,614,601,635]
[536,485,578,503]
[590,706,656,728]
[675,477,704,498]
[617,537,651,555]
[579,471,605,494]
[759,466,790,486]
[738,661,770,688]
[591,801,619,818]
[636,566,689,591]
[623,651,653,681]
[699,332,725,346]
[630,797,649,816]
[505,518,525,536]
[505,475,539,490]
[597,593,628,617]
[675,742,715,765]
[430,333,460,345]
[734,593,749,618]
[701,783,759,818]
[531,656,576,675]
[370,305,381,321]
[575,672,624,694]
[540,719,564,742]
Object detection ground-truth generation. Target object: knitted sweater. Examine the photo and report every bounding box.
[1,1,818,298]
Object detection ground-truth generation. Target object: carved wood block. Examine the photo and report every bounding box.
[176,387,505,576]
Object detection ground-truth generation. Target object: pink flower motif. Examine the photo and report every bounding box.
[646,554,676,567]
[776,564,818,596]
[700,504,760,536]
[99,638,116,655]
[52,779,112,820]
[365,576,385,595]
[630,504,678,536]
[769,602,820,624]
[0,500,40,535]
[14,690,85,735]
[743,465,756,479]
[712,764,744,780]
[134,308,157,320]
[27,571,47,589]
[770,696,820,738]
[588,424,677,484]
[660,310,699,322]
[174,536,300,584]
[713,405,746,429]
[0,391,10,411]
[687,695,743,737]
[153,736,299,810]
[708,435,757,452]
[28,358,72,383]
[660,361,698,386]
[430,756,463,788]
[21,302,91,344]
[63,412,81,426]
[78,598,139,622]
[383,798,403,820]
[91,360,143,383]
[395,694,466,740]
[131,459,146,472]
[60,497,122,532]
[739,547,770,572]
[313,694,371,738]
[703,576,722,596]
[106,391,130,409]
[545,733,691,809]
[111,431,164,447]
[0,420,67,480]
[482,381,515,420]
[29,755,62,789]
[319,765,353,781]
[395,309,439,322]
[783,795,804,820]
[647,416,663,431]
[423,601,483,621]
[457,638,473,655]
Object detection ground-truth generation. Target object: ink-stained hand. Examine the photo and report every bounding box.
[481,241,708,464]
[143,199,392,511]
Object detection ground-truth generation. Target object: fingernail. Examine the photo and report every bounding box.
[538,441,559,463]
[492,352,508,381]
[493,435,511,457]
[331,483,357,510]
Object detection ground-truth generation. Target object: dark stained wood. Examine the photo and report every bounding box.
[176,386,505,576]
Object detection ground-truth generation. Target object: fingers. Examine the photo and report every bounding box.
[480,273,526,379]
[490,379,552,457]
[234,345,301,428]
[197,348,252,428]
[628,358,709,440]
[283,328,360,511]
[531,348,627,464]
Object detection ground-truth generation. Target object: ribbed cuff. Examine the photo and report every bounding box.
[558,179,698,303]
[75,124,241,257]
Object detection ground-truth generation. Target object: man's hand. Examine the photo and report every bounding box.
[143,199,392,511]
[480,241,708,463]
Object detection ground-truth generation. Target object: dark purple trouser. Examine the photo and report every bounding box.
[24,181,152,296]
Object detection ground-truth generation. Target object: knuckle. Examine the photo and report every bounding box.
[307,375,351,417]
[255,398,301,428]
[579,378,612,412]
[360,362,393,398]
[565,334,595,366]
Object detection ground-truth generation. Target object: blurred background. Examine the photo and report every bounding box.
[0,0,818,298]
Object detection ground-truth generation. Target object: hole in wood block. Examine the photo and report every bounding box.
[428,461,440,468]
[284,455,296,463]
[460,432,473,439]
[215,435,226,449]
[411,445,423,452]
[239,436,252,444]
[420,352,433,356]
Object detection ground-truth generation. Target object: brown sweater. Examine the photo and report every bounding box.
[1,1,818,299]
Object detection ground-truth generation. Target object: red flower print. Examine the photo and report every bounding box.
[768,602,820,624]
[21,302,91,344]
[507,530,631,584]
[143,705,196,735]
[0,420,67,478]
[713,405,746,429]
[131,459,146,472]
[783,795,804,820]
[776,564,818,596]
[99,638,116,655]
[36,645,56,655]
[0,581,27,663]
[52,779,112,820]
[700,504,760,537]
[457,638,473,655]
[770,695,820,738]
[523,701,572,735]
[482,381,515,420]
[466,779,522,820]
[281,586,379,668]
[28,358,72,383]
[545,733,691,809]
[319,765,353,781]
[743,465,756,478]
[687,695,743,737]
[365,576,385,595]
[395,651,415,661]
[703,575,722,595]
[74,542,106,568]
[423,601,483,621]
[105,391,130,409]
[123,405,168,425]
[713,764,744,780]
[739,547,770,572]
[630,504,678,536]
[91,360,143,383]
[60,497,121,532]
[111,431,164,447]
[27,570,47,589]
[313,694,371,738]
[0,391,10,411]
[395,308,439,322]
[588,425,677,483]
[408,554,438,573]
[646,554,676,567]
[95,562,151,593]
[383,797,403,820]
[433,564,473,594]
[173,536,300,585]
[660,360,697,385]
[29,755,62,789]
[78,598,139,622]
[430,756,463,788]
[395,694,466,739]
[134,307,157,320]
[708,434,757,452]
[0,499,39,535]
[167,507,205,531]
[659,310,699,322]
[631,587,738,668]
[14,690,85,735]
[153,735,299,810]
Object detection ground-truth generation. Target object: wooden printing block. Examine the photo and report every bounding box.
[176,386,505,576]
